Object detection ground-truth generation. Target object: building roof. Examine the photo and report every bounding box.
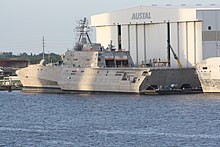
[148,4,220,9]
[91,5,220,26]
[91,6,199,26]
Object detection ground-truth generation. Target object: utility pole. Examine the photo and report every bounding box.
[42,36,45,60]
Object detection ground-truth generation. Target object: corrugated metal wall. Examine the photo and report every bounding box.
[96,21,202,68]
[197,9,220,59]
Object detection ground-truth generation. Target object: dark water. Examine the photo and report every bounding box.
[0,91,220,147]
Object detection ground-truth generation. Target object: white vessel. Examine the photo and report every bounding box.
[16,18,152,94]
[196,57,220,93]
[16,18,201,94]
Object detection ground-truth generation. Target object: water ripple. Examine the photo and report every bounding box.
[96,129,220,139]
[0,92,220,146]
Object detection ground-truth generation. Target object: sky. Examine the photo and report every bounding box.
[1,0,220,55]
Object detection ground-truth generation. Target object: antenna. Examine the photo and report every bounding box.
[75,17,92,44]
[42,36,45,60]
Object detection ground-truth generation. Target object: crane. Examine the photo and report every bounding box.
[167,22,182,68]
[170,45,182,68]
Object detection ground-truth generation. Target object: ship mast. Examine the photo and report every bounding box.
[42,36,45,60]
[76,17,92,44]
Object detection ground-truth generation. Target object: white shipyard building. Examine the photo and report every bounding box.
[196,8,220,59]
[91,6,203,68]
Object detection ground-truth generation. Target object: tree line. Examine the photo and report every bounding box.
[0,52,61,64]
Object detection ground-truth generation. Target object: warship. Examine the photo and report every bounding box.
[16,18,201,94]
[196,57,220,93]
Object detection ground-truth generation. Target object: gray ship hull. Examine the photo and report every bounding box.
[142,68,201,94]
[17,65,201,94]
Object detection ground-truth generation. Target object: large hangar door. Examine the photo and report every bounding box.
[117,25,122,50]
[146,23,167,64]
[137,24,145,65]
[178,21,202,67]
[128,24,138,65]
[121,25,129,51]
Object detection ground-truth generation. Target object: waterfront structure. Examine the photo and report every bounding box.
[91,5,220,67]
[197,8,220,59]
[0,60,28,68]
[0,60,28,76]
[91,6,203,68]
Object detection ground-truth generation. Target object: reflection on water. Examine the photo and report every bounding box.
[0,91,219,146]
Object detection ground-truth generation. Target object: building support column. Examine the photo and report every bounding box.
[135,24,139,65]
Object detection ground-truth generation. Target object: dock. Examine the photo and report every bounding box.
[0,76,22,91]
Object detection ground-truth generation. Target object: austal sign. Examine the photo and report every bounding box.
[131,12,151,20]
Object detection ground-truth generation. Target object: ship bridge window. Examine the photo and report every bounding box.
[106,60,115,67]
[203,67,208,70]
[116,60,128,67]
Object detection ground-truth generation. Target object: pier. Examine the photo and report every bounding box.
[0,76,22,91]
